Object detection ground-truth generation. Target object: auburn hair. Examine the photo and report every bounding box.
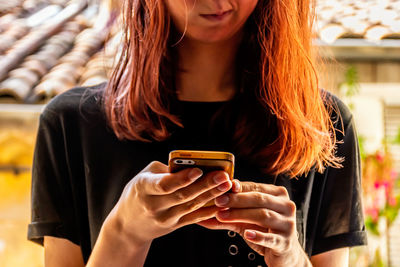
[103,0,343,178]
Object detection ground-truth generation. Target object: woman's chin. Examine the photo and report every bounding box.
[185,30,242,45]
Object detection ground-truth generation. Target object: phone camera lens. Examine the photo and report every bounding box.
[177,160,183,163]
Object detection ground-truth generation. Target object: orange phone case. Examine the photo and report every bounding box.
[168,150,235,206]
[169,150,234,178]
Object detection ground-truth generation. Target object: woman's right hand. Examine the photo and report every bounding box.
[106,161,232,247]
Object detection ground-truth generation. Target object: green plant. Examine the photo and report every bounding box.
[358,135,367,161]
[340,65,360,111]
[389,127,400,145]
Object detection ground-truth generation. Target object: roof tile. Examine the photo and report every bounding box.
[316,0,400,43]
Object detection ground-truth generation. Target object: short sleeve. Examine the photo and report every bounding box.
[27,108,79,246]
[311,113,368,255]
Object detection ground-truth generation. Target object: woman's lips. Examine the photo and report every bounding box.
[200,10,233,22]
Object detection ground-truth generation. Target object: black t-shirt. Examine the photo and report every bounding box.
[28,83,367,266]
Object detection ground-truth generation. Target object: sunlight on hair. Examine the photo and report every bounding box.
[171,0,192,47]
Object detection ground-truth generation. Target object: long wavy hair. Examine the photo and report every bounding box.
[102,0,343,178]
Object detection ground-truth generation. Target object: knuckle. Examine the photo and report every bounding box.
[239,182,248,192]
[186,199,202,211]
[261,209,272,221]
[147,161,166,173]
[147,161,161,171]
[174,190,189,203]
[243,182,258,192]
[276,186,289,197]
[134,176,146,191]
[270,235,279,247]
[149,160,159,167]
[286,200,296,215]
[133,181,145,200]
[253,182,262,192]
[255,192,267,205]
[287,218,296,233]
[156,179,170,193]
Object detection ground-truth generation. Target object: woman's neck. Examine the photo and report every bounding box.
[174,31,243,102]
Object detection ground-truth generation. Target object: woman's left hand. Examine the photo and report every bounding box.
[197,180,312,267]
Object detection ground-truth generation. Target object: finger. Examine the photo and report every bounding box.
[142,161,169,173]
[244,230,288,255]
[238,182,289,198]
[167,179,232,219]
[196,217,240,231]
[145,170,231,212]
[215,192,296,216]
[143,167,203,195]
[197,218,263,233]
[216,208,295,233]
[176,206,221,227]
[169,171,231,205]
[231,179,241,193]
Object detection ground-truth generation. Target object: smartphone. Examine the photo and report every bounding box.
[168,150,235,206]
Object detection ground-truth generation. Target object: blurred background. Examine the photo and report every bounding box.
[0,0,399,266]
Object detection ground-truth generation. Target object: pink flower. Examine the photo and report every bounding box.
[382,181,389,189]
[374,182,381,189]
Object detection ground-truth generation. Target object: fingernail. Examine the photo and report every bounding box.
[188,168,203,180]
[213,173,227,184]
[215,195,229,206]
[233,180,241,192]
[219,210,230,219]
[245,230,256,240]
[217,181,231,191]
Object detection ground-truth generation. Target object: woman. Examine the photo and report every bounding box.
[28,0,367,266]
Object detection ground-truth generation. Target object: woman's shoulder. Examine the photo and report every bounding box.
[321,89,353,127]
[40,82,106,124]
